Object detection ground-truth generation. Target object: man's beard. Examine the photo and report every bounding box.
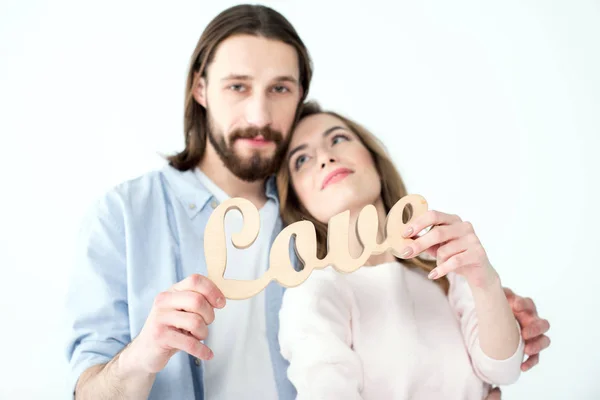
[206,114,288,182]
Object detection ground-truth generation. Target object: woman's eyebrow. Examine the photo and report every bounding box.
[287,144,307,162]
[322,125,345,137]
[287,126,347,162]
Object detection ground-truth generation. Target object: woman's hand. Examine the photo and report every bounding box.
[399,210,498,289]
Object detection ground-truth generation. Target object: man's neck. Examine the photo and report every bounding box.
[198,147,268,209]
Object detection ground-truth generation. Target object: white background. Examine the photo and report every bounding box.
[1,0,598,398]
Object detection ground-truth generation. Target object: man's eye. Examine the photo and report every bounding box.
[229,84,246,92]
[273,85,290,93]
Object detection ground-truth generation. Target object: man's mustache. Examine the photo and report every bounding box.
[229,126,284,143]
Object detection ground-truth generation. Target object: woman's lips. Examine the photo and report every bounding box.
[321,167,354,190]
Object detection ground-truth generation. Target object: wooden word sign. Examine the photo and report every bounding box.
[204,194,429,300]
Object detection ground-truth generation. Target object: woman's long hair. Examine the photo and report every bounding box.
[276,101,449,294]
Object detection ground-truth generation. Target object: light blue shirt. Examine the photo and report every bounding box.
[64,164,297,399]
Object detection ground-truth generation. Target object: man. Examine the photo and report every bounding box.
[65,4,550,399]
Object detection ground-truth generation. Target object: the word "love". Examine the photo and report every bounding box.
[204,194,428,300]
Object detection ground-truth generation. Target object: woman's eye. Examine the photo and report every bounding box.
[332,134,349,145]
[295,155,308,170]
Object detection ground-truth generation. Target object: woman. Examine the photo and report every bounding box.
[276,101,524,399]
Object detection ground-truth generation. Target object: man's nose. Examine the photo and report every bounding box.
[245,93,272,128]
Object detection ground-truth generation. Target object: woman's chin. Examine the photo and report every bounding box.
[309,185,379,223]
[320,199,368,223]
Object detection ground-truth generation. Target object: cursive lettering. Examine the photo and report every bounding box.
[204,194,429,300]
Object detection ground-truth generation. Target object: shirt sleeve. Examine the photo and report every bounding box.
[447,272,525,386]
[64,191,131,397]
[278,268,365,400]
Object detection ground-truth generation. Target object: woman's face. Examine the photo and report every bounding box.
[286,113,382,223]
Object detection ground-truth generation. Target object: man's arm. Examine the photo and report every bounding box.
[73,272,223,399]
[503,287,551,371]
[74,345,155,400]
[66,193,224,399]
[65,192,134,397]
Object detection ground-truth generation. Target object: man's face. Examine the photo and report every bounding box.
[194,34,303,181]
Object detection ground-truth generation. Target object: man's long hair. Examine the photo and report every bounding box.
[167,4,313,171]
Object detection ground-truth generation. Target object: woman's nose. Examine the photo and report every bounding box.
[321,157,336,169]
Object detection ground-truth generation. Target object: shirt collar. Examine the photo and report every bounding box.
[264,175,280,205]
[161,164,280,219]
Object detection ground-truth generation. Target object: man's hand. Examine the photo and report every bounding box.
[504,287,551,371]
[121,274,226,375]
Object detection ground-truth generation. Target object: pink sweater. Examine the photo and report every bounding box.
[278,261,524,399]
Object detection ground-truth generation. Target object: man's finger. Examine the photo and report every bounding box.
[522,318,550,340]
[155,291,217,325]
[162,310,209,341]
[503,287,515,298]
[521,354,539,372]
[503,287,518,310]
[171,274,226,309]
[484,387,502,400]
[525,335,551,355]
[514,296,537,314]
[164,327,214,360]
[513,309,536,328]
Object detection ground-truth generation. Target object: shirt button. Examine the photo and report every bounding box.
[195,358,201,366]
[210,200,218,209]
[189,203,196,210]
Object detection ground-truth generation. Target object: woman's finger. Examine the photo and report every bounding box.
[402,210,462,238]
[436,235,472,264]
[428,250,473,279]
[400,221,473,259]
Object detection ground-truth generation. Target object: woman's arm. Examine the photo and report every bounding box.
[400,210,524,384]
[448,271,524,384]
[467,270,521,360]
[278,268,365,399]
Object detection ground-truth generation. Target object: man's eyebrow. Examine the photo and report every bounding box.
[221,74,252,82]
[220,74,299,85]
[274,75,299,85]
[287,126,346,163]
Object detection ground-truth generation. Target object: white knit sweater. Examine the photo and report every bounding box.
[278,261,524,399]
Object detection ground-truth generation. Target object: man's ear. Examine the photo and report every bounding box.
[192,72,207,108]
